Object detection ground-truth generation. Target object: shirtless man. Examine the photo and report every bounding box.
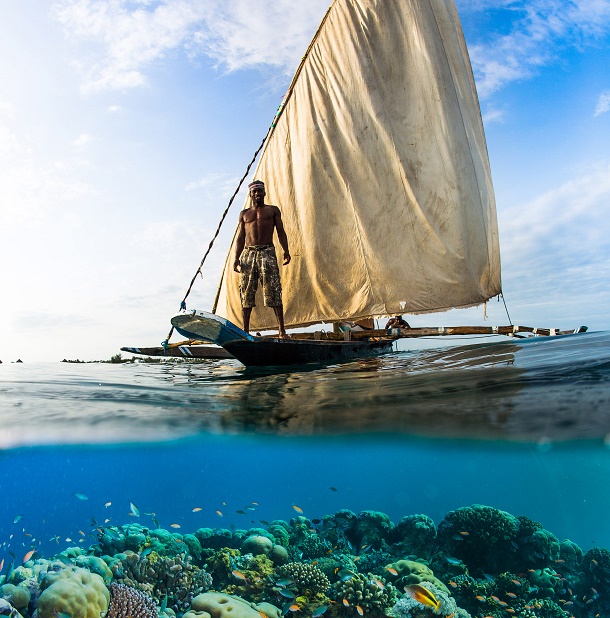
[233,180,291,337]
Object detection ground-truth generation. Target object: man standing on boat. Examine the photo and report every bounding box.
[233,180,291,338]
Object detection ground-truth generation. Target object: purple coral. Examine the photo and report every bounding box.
[107,583,157,618]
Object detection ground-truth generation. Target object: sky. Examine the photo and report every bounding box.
[1,0,610,363]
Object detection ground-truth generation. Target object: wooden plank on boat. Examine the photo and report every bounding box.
[284,325,585,341]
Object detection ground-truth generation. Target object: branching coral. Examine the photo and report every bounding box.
[111,550,212,613]
[276,562,330,596]
[331,572,397,617]
[107,583,157,618]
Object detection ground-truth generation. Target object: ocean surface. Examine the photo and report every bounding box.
[2,331,610,617]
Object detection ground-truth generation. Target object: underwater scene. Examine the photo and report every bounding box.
[2,333,610,618]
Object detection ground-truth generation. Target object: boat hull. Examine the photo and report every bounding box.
[171,310,393,367]
[120,345,233,359]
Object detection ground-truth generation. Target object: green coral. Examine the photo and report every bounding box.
[331,572,397,617]
[384,560,448,593]
[437,505,519,574]
[276,562,330,597]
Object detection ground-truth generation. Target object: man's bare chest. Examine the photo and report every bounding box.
[243,207,274,224]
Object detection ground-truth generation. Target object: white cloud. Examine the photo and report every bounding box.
[72,133,94,147]
[52,0,329,93]
[464,0,610,98]
[594,90,610,116]
[482,108,506,124]
[499,161,610,312]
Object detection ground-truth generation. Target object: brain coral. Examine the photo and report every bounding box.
[36,566,110,618]
[184,591,270,618]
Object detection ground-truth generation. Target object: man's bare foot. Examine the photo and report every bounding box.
[278,331,289,339]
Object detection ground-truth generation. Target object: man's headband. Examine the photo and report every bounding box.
[248,180,265,191]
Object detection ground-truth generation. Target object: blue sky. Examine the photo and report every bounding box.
[1,0,609,362]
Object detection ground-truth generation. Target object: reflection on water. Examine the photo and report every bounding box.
[1,332,610,445]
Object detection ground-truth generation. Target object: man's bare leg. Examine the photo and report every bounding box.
[242,307,253,334]
[273,305,287,338]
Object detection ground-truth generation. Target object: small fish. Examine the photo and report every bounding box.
[329,487,338,492]
[104,502,112,508]
[356,606,363,616]
[259,519,270,525]
[276,578,294,587]
[448,581,458,588]
[65,538,72,542]
[22,549,36,562]
[292,505,303,513]
[370,578,385,590]
[236,510,246,515]
[288,605,300,612]
[73,492,88,501]
[140,547,154,557]
[279,589,296,599]
[216,510,223,517]
[13,515,23,524]
[0,558,4,571]
[252,501,259,505]
[511,579,522,586]
[385,567,398,576]
[232,570,247,582]
[445,556,463,566]
[170,524,181,528]
[404,585,441,611]
[192,507,202,512]
[129,502,140,517]
[342,599,350,607]
[475,595,486,601]
[459,531,469,536]
[312,606,328,617]
[160,595,168,612]
[337,569,356,581]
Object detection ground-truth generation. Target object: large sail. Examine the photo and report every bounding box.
[217,0,501,330]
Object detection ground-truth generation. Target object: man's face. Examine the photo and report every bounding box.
[250,187,266,203]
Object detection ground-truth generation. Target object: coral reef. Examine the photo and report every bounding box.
[108,549,212,613]
[107,583,157,618]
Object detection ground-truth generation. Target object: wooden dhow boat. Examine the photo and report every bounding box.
[127,0,588,366]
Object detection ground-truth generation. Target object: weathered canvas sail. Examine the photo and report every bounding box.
[217,0,501,330]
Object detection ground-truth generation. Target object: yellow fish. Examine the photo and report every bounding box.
[232,570,247,582]
[170,524,181,529]
[192,507,202,512]
[404,585,441,611]
[292,505,303,513]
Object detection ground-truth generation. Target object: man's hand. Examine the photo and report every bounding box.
[233,259,241,272]
[283,252,291,266]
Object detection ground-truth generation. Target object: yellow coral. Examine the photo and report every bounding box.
[36,566,110,618]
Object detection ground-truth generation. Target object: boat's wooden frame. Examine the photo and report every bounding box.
[168,310,587,367]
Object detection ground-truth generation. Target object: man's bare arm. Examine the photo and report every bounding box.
[274,207,291,265]
[233,213,246,271]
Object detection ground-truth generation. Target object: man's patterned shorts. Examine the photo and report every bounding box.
[239,245,283,308]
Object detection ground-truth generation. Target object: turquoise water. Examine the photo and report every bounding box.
[1,332,610,617]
